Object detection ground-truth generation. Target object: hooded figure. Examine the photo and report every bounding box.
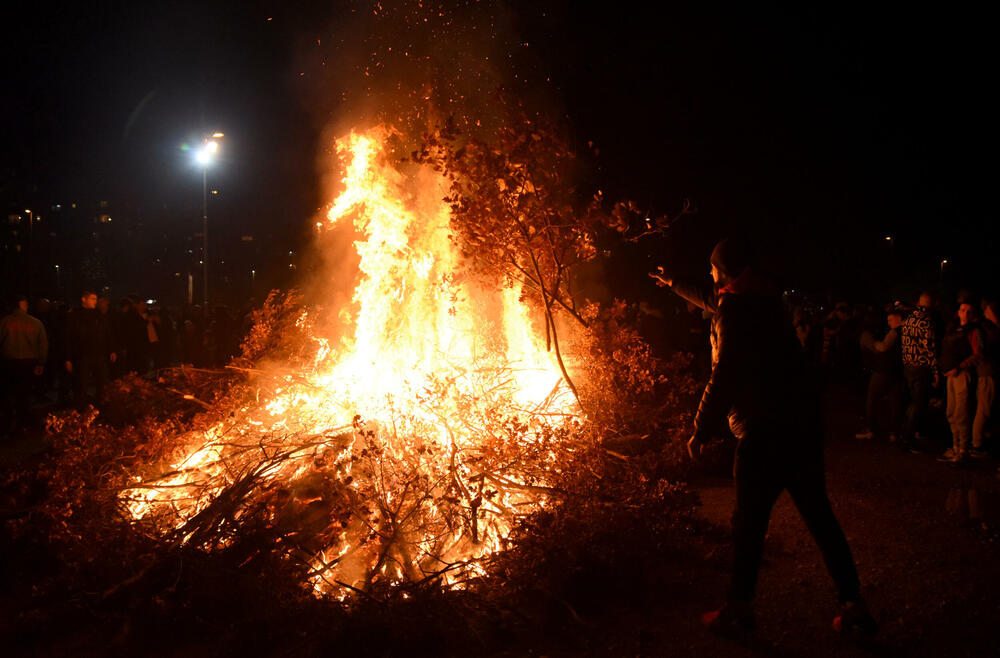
[650,238,877,637]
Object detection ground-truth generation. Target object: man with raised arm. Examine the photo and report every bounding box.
[650,239,877,637]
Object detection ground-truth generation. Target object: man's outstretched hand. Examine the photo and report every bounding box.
[649,266,672,288]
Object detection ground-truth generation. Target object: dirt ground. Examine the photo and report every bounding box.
[4,390,1000,657]
[517,401,1000,657]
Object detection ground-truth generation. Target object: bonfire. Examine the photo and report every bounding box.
[120,125,596,597]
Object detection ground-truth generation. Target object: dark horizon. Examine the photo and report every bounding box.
[2,1,995,307]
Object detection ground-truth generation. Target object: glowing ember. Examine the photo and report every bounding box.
[122,126,582,596]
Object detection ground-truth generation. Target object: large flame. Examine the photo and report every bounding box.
[123,127,580,596]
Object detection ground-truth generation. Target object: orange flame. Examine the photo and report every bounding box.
[123,126,581,596]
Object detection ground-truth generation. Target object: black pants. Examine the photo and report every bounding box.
[866,371,904,434]
[903,365,934,440]
[2,359,38,430]
[729,437,861,604]
[71,356,108,409]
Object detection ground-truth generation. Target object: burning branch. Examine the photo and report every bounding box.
[111,123,672,601]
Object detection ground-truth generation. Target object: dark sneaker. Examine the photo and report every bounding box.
[702,601,755,637]
[970,448,989,459]
[833,600,878,636]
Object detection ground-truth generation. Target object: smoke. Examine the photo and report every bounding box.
[287,0,565,337]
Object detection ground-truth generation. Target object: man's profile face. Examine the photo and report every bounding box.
[81,294,97,310]
[710,264,721,285]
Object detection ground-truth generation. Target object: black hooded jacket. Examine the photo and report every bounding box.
[672,273,814,445]
[66,307,113,362]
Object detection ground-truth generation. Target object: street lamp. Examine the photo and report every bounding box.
[25,208,34,296]
[194,133,223,308]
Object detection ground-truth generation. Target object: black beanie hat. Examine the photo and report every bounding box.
[710,238,754,278]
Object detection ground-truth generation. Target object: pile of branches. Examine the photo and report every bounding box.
[0,294,703,656]
[1,115,711,652]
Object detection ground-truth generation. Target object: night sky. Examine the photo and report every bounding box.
[2,1,995,305]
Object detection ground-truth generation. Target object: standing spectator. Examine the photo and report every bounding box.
[111,298,133,377]
[972,301,1000,457]
[0,295,48,434]
[156,306,178,368]
[937,298,982,464]
[180,305,206,366]
[32,297,53,399]
[651,239,876,636]
[65,290,117,409]
[900,293,939,448]
[50,302,71,406]
[831,302,862,381]
[856,308,904,441]
[209,305,239,366]
[122,298,151,374]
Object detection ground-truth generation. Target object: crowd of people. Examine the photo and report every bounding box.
[0,290,250,436]
[789,290,999,468]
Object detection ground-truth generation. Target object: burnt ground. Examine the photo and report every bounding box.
[511,392,1000,658]
[2,387,1000,658]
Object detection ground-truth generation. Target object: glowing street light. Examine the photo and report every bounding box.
[195,139,219,166]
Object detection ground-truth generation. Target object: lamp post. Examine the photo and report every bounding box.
[195,133,223,308]
[25,208,34,297]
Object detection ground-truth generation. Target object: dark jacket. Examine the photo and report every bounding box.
[0,308,48,363]
[66,307,113,362]
[939,321,981,375]
[672,272,813,443]
[860,327,902,377]
[978,318,999,377]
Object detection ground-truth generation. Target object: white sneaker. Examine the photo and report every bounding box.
[937,448,958,462]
